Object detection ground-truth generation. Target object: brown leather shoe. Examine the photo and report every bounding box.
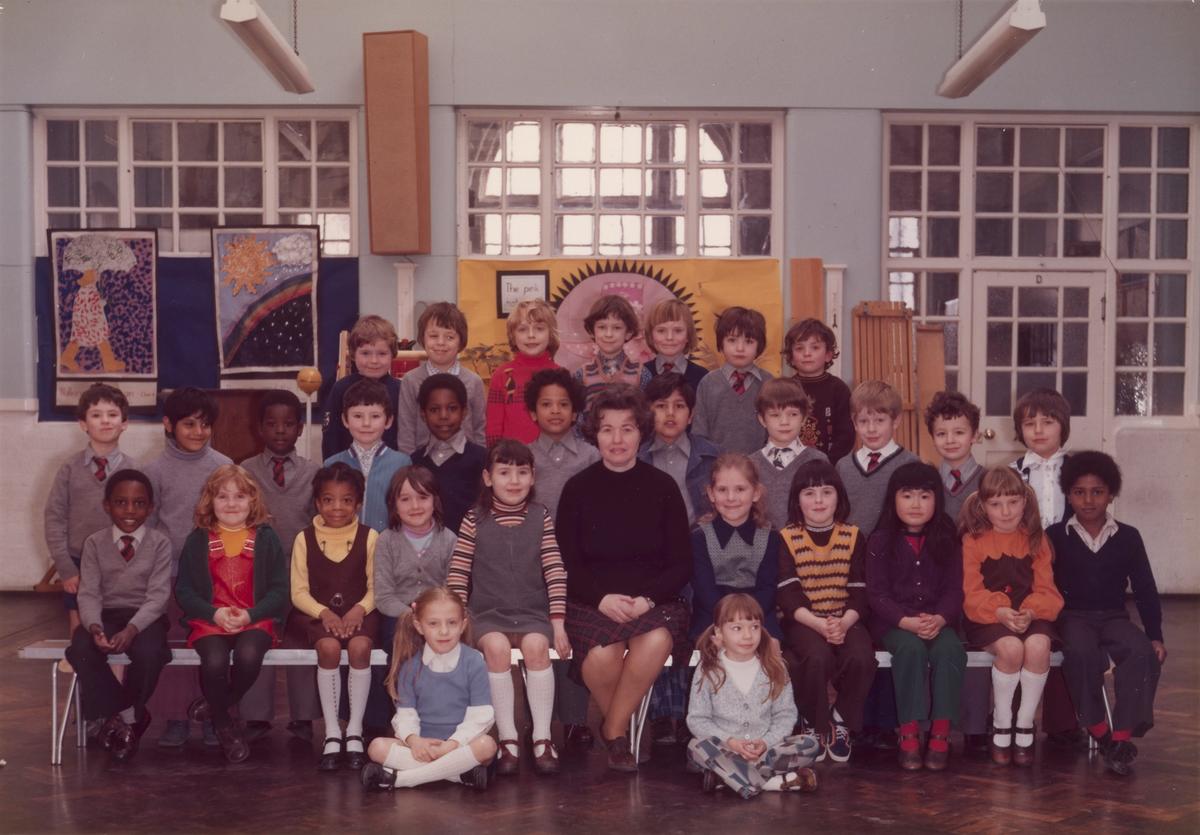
[924,736,950,771]
[495,739,520,776]
[781,767,819,792]
[531,738,560,775]
[898,727,923,771]
[216,722,249,764]
[604,735,638,773]
[99,715,127,751]
[1012,727,1035,767]
[990,726,1013,766]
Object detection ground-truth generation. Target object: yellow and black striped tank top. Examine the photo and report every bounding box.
[780,523,859,617]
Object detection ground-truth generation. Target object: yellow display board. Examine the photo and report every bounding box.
[457,258,783,375]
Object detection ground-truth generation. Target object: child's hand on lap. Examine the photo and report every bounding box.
[899,615,924,635]
[108,625,138,654]
[228,608,251,630]
[996,607,1028,633]
[916,613,945,640]
[1152,640,1167,664]
[89,624,113,652]
[726,737,764,762]
[824,616,846,645]
[552,621,572,660]
[63,576,80,594]
[320,608,343,636]
[406,735,437,762]
[340,604,365,637]
[214,607,239,632]
[428,739,459,760]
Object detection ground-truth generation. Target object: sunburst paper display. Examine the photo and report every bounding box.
[457,258,782,374]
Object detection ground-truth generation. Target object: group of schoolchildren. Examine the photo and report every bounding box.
[47,291,1166,800]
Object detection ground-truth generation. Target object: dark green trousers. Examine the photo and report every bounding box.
[883,628,966,725]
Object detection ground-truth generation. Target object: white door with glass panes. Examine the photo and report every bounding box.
[971,272,1105,467]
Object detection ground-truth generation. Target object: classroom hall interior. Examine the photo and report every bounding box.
[0,1,1197,832]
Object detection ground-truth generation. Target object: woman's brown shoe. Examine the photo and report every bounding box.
[531,739,560,775]
[604,735,638,773]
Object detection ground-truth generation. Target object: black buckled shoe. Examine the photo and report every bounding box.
[318,737,344,771]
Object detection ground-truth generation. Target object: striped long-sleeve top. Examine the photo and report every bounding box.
[446,498,568,619]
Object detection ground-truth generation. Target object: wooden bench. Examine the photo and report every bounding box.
[19,640,1067,766]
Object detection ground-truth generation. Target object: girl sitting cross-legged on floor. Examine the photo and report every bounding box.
[361,587,497,791]
[687,593,820,798]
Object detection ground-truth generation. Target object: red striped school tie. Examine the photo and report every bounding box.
[94,456,108,481]
[119,535,135,562]
[272,457,287,487]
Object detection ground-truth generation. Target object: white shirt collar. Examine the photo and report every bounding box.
[1019,449,1066,472]
[425,359,461,377]
[424,430,468,461]
[656,355,687,374]
[650,433,691,458]
[421,642,462,673]
[1066,512,1120,553]
[763,438,804,456]
[721,362,763,382]
[111,524,146,545]
[856,440,899,469]
[84,447,123,466]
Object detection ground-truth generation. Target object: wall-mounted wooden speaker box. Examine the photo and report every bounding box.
[363,30,430,254]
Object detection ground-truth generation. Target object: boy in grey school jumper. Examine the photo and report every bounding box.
[45,383,132,649]
[141,386,232,747]
[65,469,173,762]
[750,378,830,531]
[923,390,985,524]
[692,307,773,455]
[834,381,919,535]
[395,302,487,455]
[238,390,321,740]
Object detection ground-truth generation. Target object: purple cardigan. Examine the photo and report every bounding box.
[865,529,963,644]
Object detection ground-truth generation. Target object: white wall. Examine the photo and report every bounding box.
[1,0,1198,589]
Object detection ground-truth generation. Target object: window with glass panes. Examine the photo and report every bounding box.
[883,116,1195,418]
[36,112,356,257]
[459,112,782,258]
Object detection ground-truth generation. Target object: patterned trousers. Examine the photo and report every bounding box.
[687,733,820,799]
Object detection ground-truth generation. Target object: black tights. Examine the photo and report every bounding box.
[194,630,272,727]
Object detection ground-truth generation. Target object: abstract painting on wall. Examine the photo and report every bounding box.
[212,226,319,374]
[50,228,158,406]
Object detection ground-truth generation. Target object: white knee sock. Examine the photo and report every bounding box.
[317,667,342,754]
[991,667,1020,744]
[489,671,518,741]
[345,667,371,752]
[1015,669,1049,747]
[383,743,419,771]
[393,743,481,788]
[525,667,555,745]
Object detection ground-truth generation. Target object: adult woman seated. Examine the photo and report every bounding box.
[555,384,692,772]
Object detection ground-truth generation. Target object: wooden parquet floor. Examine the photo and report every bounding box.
[2,592,1197,834]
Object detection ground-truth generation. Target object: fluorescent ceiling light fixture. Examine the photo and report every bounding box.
[937,0,1046,98]
[220,0,315,94]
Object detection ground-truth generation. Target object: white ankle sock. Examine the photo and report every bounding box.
[991,667,1019,746]
[393,743,481,788]
[317,667,342,754]
[763,774,785,791]
[489,671,518,741]
[1015,669,1049,747]
[345,667,371,751]
[525,667,555,745]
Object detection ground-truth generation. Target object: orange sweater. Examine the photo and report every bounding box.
[962,528,1063,624]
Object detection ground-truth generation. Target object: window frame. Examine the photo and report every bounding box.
[882,112,1200,431]
[33,107,359,258]
[456,108,785,260]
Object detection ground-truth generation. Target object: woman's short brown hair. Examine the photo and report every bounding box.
[581,384,653,444]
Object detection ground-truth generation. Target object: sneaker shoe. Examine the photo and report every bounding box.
[1104,740,1138,776]
[361,762,395,791]
[202,720,220,747]
[157,719,190,748]
[826,722,852,763]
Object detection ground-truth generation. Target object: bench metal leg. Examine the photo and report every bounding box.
[50,662,59,765]
[629,689,652,761]
[75,678,85,748]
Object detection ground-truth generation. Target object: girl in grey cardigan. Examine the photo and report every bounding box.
[686,594,821,798]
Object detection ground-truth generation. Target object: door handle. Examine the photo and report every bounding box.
[983,429,996,440]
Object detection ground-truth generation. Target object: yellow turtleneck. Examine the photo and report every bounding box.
[289,515,378,619]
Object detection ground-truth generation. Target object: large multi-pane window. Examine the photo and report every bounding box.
[36,111,356,256]
[458,111,783,258]
[883,115,1195,420]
